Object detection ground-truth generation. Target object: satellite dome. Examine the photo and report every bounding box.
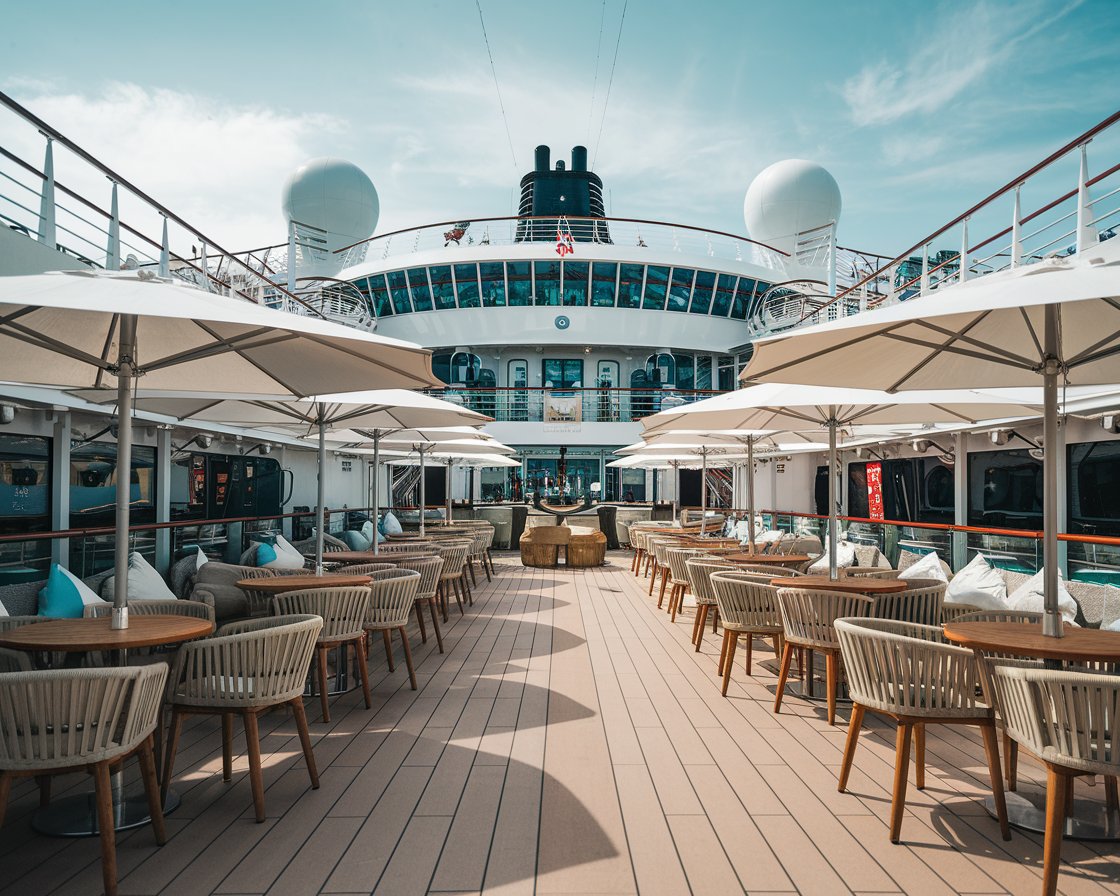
[281,158,379,252]
[743,160,841,255]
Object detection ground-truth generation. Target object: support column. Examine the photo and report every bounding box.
[39,137,56,248]
[155,426,172,575]
[106,181,120,270]
[952,432,968,571]
[50,411,70,568]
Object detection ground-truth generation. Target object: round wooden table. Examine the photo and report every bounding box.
[944,620,1120,841]
[770,575,908,594]
[0,614,215,837]
[724,553,811,567]
[235,573,372,596]
[373,553,440,566]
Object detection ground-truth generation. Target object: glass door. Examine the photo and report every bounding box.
[542,359,583,388]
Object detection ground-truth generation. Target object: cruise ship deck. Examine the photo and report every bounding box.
[3,552,1116,896]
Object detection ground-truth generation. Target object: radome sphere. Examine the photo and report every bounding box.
[743,160,841,255]
[281,158,379,251]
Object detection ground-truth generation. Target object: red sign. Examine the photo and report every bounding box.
[866,462,885,521]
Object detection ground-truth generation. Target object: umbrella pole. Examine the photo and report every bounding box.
[828,412,838,580]
[700,448,708,536]
[747,437,756,553]
[111,315,138,630]
[419,444,427,536]
[445,460,453,526]
[371,432,380,556]
[1042,306,1063,638]
[315,409,326,575]
[673,461,680,522]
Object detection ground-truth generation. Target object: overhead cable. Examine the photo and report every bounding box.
[475,0,519,171]
[592,0,628,169]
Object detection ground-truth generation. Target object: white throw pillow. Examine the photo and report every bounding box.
[382,512,403,536]
[899,551,948,584]
[1103,618,1120,632]
[944,554,1007,609]
[126,552,176,601]
[267,534,307,570]
[0,601,7,617]
[1006,569,1079,624]
[808,541,856,573]
[361,520,375,544]
[755,530,783,545]
[195,547,208,571]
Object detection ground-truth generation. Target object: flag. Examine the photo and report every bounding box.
[555,218,575,257]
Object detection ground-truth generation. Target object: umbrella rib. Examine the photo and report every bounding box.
[1065,302,1120,366]
[0,321,116,372]
[296,333,434,385]
[902,316,1037,367]
[1070,342,1120,370]
[153,324,307,397]
[742,327,891,382]
[93,314,120,390]
[882,333,1037,372]
[1018,306,1045,361]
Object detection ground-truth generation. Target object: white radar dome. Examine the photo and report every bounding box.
[281,158,379,253]
[743,159,841,256]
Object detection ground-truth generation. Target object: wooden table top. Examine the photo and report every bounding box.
[306,550,433,564]
[943,621,1120,662]
[235,574,372,595]
[0,615,214,653]
[770,575,909,595]
[724,553,811,565]
[374,554,440,566]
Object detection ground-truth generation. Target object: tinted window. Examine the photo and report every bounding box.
[711,274,737,316]
[667,268,694,312]
[643,265,669,310]
[563,261,589,306]
[407,268,433,311]
[618,264,644,308]
[0,434,50,535]
[72,443,156,526]
[690,270,715,314]
[368,274,393,317]
[534,261,561,305]
[454,264,480,307]
[591,262,617,306]
[731,278,756,320]
[1070,441,1120,536]
[479,262,506,307]
[429,265,456,310]
[506,262,531,306]
[387,270,412,314]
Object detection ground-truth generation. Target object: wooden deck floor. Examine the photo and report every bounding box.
[2,552,1118,895]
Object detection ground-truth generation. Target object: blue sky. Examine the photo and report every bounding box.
[2,0,1118,256]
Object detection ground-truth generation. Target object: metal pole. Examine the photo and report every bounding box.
[828,412,839,580]
[1042,306,1063,638]
[111,315,137,630]
[747,437,756,552]
[371,432,380,555]
[418,444,427,536]
[445,459,453,525]
[315,407,326,575]
[673,460,680,522]
[700,448,708,535]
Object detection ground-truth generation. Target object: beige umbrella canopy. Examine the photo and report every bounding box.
[742,247,1120,634]
[0,270,438,625]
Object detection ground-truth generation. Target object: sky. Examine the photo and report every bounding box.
[2,0,1118,258]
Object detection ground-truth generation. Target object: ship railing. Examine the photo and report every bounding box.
[803,109,1120,324]
[0,90,324,318]
[759,508,1120,585]
[424,386,726,424]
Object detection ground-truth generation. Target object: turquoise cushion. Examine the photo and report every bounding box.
[256,543,278,566]
[38,564,106,618]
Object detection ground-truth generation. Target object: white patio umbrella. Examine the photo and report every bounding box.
[78,389,490,570]
[742,248,1120,633]
[0,270,437,627]
[642,383,1040,577]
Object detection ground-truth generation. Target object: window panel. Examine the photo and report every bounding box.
[387,270,412,314]
[617,264,644,308]
[454,263,481,307]
[731,277,756,320]
[406,268,433,311]
[368,273,393,317]
[429,265,456,310]
[479,262,506,307]
[562,261,589,306]
[690,270,715,314]
[711,273,736,317]
[642,265,669,310]
[590,262,617,306]
[506,261,531,306]
[667,268,694,312]
[534,261,561,306]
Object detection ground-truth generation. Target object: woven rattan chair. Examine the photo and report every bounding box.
[685,558,735,650]
[364,571,422,690]
[335,562,396,575]
[397,556,446,653]
[162,614,323,823]
[376,542,436,554]
[842,566,901,579]
[836,618,1010,845]
[0,665,168,896]
[643,536,669,593]
[990,666,1120,896]
[666,548,707,621]
[272,587,372,723]
[435,544,470,622]
[0,647,31,673]
[871,581,946,626]
[710,572,785,695]
[775,587,874,725]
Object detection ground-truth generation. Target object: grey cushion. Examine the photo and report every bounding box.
[341,529,372,551]
[0,580,46,616]
[191,561,263,622]
[168,555,200,599]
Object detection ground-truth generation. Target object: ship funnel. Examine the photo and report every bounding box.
[535,145,550,172]
[572,145,588,172]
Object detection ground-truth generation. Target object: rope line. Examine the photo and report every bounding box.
[592,0,628,169]
[586,0,607,146]
[475,0,518,171]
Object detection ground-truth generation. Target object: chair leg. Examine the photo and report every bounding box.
[721,632,738,697]
[92,760,119,896]
[439,582,449,623]
[889,723,913,843]
[914,724,926,790]
[825,651,839,726]
[290,698,320,789]
[712,608,719,633]
[317,644,331,723]
[468,559,478,586]
[744,635,754,675]
[355,638,372,709]
[34,774,50,808]
[161,709,184,806]
[979,720,1011,841]
[483,553,492,581]
[0,772,11,830]
[138,735,167,845]
[1004,732,1019,791]
[1106,776,1119,812]
[243,710,266,823]
[1042,764,1069,896]
[221,712,234,782]
[659,568,671,605]
[838,703,865,793]
[773,641,794,714]
[452,579,465,615]
[717,629,730,677]
[693,605,708,649]
[382,629,395,671]
[398,627,417,690]
[416,601,428,643]
[429,599,445,653]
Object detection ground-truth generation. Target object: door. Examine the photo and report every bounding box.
[542,359,583,389]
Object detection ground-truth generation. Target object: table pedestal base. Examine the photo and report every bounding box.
[984,790,1120,842]
[760,653,853,704]
[32,784,180,837]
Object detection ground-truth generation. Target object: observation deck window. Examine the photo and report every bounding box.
[407,268,434,311]
[454,263,481,308]
[642,265,669,310]
[695,356,712,390]
[712,273,737,317]
[563,261,589,306]
[430,265,456,310]
[0,434,50,537]
[731,278,756,320]
[645,352,675,387]
[72,443,156,526]
[367,274,393,317]
[690,270,715,314]
[479,262,507,307]
[667,268,694,312]
[618,264,644,309]
[591,262,617,307]
[388,270,412,314]
[534,261,561,306]
[717,355,736,391]
[506,261,531,306]
[673,354,694,390]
